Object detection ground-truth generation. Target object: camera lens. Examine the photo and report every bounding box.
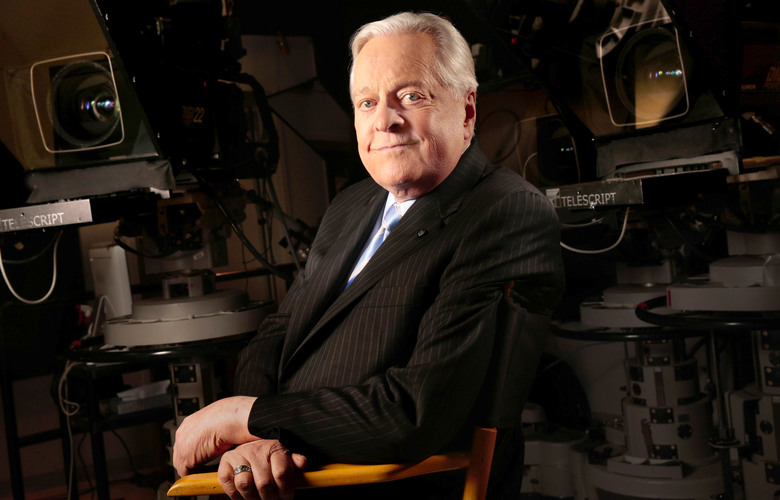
[616,27,688,123]
[78,89,117,122]
[50,60,121,148]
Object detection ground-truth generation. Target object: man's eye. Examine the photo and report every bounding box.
[403,93,421,103]
[359,100,374,109]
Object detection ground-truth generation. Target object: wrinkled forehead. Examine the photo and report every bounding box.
[350,33,442,98]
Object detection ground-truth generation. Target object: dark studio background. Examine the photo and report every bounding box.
[1,0,779,498]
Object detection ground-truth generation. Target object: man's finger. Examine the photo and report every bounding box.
[268,448,296,499]
[291,453,307,470]
[218,463,240,500]
[253,459,280,500]
[219,458,259,500]
[234,463,261,500]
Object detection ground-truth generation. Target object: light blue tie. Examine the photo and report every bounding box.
[346,203,402,287]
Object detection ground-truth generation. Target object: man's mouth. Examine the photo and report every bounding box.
[373,142,414,151]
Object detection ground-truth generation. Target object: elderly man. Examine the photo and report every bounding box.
[173,11,564,500]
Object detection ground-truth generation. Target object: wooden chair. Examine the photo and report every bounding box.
[168,282,549,499]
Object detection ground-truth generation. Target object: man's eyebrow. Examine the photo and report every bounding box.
[354,80,430,98]
[396,80,428,90]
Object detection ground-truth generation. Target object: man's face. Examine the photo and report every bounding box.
[351,33,476,201]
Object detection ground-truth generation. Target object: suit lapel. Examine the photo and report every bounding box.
[280,187,386,367]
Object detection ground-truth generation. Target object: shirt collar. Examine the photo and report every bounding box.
[385,192,415,217]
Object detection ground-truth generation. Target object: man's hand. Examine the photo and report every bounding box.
[218,440,308,500]
[173,396,260,477]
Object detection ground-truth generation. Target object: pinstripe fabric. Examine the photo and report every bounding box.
[234,144,564,464]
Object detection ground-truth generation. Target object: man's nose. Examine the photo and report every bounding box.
[374,102,403,131]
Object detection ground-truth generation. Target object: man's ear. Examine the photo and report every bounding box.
[464,90,477,139]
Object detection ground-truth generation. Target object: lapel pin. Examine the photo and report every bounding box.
[417,229,427,237]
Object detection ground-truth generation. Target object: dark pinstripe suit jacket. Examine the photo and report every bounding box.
[234,143,564,464]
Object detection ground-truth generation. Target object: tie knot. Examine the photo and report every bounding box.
[383,203,402,231]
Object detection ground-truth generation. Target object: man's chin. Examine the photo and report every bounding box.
[382,178,439,201]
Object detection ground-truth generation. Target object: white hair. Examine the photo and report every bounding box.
[349,12,478,100]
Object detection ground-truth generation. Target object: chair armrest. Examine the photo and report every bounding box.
[167,452,471,496]
[167,472,223,496]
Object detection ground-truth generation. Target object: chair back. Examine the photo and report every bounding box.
[476,281,550,429]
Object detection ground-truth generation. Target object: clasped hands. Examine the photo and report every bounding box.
[173,396,308,500]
